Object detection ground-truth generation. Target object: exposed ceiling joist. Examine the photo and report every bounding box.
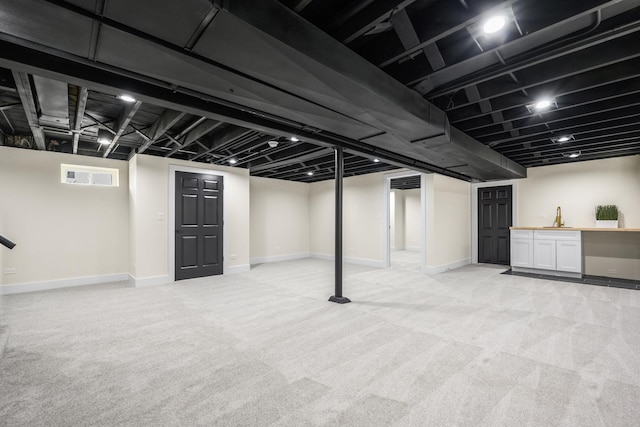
[70,86,88,154]
[391,8,445,72]
[103,100,142,158]
[11,71,45,150]
[138,109,186,153]
[250,147,333,173]
[337,0,418,44]
[293,0,313,13]
[379,0,519,67]
[165,119,222,157]
[426,11,640,99]
[191,126,256,161]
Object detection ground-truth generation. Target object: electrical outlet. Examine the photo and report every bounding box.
[3,268,16,275]
[157,212,164,221]
[230,254,237,260]
[607,269,617,274]
[350,248,356,253]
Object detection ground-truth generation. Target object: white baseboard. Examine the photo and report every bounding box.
[129,274,172,288]
[405,246,421,252]
[0,273,129,295]
[310,253,385,268]
[391,247,405,251]
[250,253,310,264]
[422,258,470,275]
[226,264,250,274]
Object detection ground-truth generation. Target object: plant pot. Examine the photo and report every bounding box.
[596,220,618,228]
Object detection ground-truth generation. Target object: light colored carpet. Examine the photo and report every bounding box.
[1,252,640,426]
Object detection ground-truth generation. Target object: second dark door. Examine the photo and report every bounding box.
[175,172,223,280]
[478,185,512,265]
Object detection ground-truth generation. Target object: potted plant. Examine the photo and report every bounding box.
[595,205,619,228]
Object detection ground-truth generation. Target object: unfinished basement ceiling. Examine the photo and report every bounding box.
[0,0,639,181]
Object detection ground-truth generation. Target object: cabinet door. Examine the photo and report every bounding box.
[557,240,582,273]
[511,239,533,268]
[533,239,556,270]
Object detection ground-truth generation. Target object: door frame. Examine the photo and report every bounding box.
[169,164,229,281]
[383,171,427,269]
[471,179,518,264]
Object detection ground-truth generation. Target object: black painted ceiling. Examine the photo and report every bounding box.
[0,0,639,182]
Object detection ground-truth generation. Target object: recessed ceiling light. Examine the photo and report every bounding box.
[483,15,506,34]
[307,171,314,176]
[535,99,553,110]
[290,137,300,142]
[551,134,574,144]
[562,151,581,159]
[526,98,556,113]
[228,159,238,165]
[373,158,380,163]
[117,94,136,103]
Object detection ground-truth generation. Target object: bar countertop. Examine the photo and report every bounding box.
[510,227,640,232]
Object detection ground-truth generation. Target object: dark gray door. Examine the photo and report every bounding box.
[175,172,223,280]
[478,185,512,265]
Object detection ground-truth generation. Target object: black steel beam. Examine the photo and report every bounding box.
[0,38,478,181]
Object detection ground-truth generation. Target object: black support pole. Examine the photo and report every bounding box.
[329,147,351,304]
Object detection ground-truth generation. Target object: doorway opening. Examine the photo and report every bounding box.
[384,173,426,272]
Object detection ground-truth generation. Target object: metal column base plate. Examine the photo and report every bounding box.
[328,296,351,304]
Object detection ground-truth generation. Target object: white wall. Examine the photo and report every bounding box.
[0,147,129,288]
[404,188,421,250]
[390,190,405,250]
[0,211,4,285]
[129,154,250,282]
[425,174,471,271]
[310,172,386,266]
[250,176,309,262]
[517,156,640,227]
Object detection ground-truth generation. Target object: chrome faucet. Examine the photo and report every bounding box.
[553,206,564,228]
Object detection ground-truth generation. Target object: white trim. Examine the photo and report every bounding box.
[169,164,232,281]
[226,264,250,274]
[310,253,385,268]
[0,273,129,295]
[422,258,470,275]
[471,179,519,264]
[250,253,310,264]
[129,274,172,288]
[383,171,427,270]
[405,246,421,252]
